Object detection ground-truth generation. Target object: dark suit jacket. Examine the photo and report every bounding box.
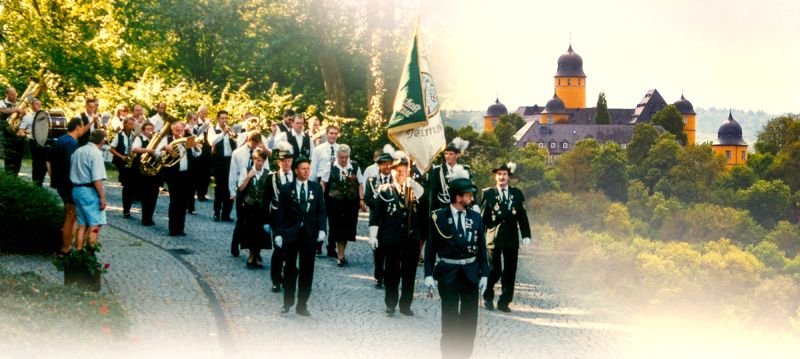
[264,171,292,226]
[287,132,311,160]
[424,207,490,284]
[427,163,472,212]
[275,180,327,245]
[368,183,419,244]
[479,186,531,250]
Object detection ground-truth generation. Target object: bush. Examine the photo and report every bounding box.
[0,173,63,253]
[528,191,611,231]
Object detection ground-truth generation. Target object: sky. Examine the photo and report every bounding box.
[413,0,800,115]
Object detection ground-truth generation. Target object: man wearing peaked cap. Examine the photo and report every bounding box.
[479,162,531,313]
[364,145,397,289]
[424,166,489,359]
[265,135,294,293]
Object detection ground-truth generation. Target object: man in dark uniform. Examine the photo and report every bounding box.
[480,162,531,313]
[368,149,425,316]
[194,105,212,201]
[274,155,327,316]
[427,137,473,213]
[157,121,201,236]
[364,146,395,289]
[425,167,489,359]
[209,111,236,221]
[108,117,136,218]
[265,136,293,293]
[130,121,160,226]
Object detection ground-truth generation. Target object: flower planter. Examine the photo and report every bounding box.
[64,263,102,292]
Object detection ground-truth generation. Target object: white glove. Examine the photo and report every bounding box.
[479,277,488,293]
[317,231,326,243]
[368,226,379,250]
[274,236,283,248]
[424,276,435,289]
[522,237,531,246]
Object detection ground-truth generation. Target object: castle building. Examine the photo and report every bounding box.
[489,44,708,159]
[712,112,748,168]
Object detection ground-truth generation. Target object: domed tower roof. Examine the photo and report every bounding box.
[714,111,747,146]
[673,94,696,115]
[555,45,586,78]
[486,98,508,117]
[542,93,566,114]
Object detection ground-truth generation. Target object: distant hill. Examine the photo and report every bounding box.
[442,107,778,147]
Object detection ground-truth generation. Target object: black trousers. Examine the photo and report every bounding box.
[3,133,25,175]
[383,240,419,310]
[373,246,386,283]
[271,245,284,286]
[213,165,233,219]
[439,270,480,359]
[29,140,48,186]
[282,239,316,309]
[165,170,192,234]
[139,177,160,223]
[195,162,211,198]
[484,246,519,306]
[115,164,135,213]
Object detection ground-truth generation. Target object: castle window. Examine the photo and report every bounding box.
[538,141,544,148]
[562,142,569,149]
[567,79,571,86]
[725,150,731,160]
[621,143,627,149]
[742,151,746,161]
[550,142,556,149]
[547,115,553,124]
[558,79,561,86]
[578,79,581,86]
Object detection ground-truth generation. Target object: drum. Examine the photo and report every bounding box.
[32,110,68,146]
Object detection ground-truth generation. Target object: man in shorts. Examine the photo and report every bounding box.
[47,117,89,254]
[70,129,108,249]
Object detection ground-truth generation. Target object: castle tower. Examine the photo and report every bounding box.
[484,98,509,132]
[554,45,587,109]
[674,94,697,145]
[712,111,748,168]
[541,92,569,124]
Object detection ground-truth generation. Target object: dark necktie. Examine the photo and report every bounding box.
[456,211,464,237]
[503,188,507,202]
[330,145,335,163]
[283,173,289,184]
[299,183,307,209]
[247,149,253,169]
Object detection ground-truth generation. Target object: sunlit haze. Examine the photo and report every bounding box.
[419,0,800,114]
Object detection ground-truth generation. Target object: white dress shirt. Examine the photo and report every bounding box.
[295,179,309,202]
[238,166,267,187]
[228,145,255,196]
[310,141,339,180]
[110,130,134,155]
[208,125,233,156]
[497,185,509,201]
[149,113,164,133]
[450,204,467,234]
[18,112,35,139]
[155,136,200,172]
[321,160,364,184]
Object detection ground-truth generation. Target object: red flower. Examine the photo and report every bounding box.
[101,326,111,335]
[99,305,109,314]
[104,263,110,269]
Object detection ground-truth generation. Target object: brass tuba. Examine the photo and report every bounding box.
[138,114,178,176]
[160,123,208,169]
[6,79,43,135]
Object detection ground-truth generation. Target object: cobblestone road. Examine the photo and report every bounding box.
[3,168,632,358]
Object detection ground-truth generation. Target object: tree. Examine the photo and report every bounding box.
[492,121,517,148]
[651,105,688,145]
[737,179,793,228]
[595,92,611,125]
[715,165,757,191]
[765,221,800,258]
[556,139,600,193]
[754,114,800,155]
[510,145,557,198]
[499,113,526,131]
[770,142,800,192]
[592,142,628,201]
[667,144,726,203]
[747,152,775,180]
[627,124,660,166]
[639,135,682,191]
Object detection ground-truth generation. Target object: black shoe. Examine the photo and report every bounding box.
[178,232,187,236]
[296,307,311,317]
[213,215,220,222]
[142,220,155,226]
[231,242,240,257]
[281,305,291,314]
[497,304,511,313]
[271,284,281,293]
[221,217,234,222]
[337,258,345,267]
[399,308,414,316]
[385,308,395,316]
[374,280,384,289]
[254,263,264,269]
[123,212,131,218]
[484,300,495,311]
[168,231,180,237]
[246,261,257,269]
[327,250,338,258]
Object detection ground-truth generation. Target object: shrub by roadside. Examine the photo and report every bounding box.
[0,173,62,253]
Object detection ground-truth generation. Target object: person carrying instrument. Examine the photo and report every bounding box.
[109,117,136,218]
[1,87,27,175]
[18,98,48,186]
[130,121,159,226]
[208,110,236,222]
[156,121,201,236]
[76,98,101,146]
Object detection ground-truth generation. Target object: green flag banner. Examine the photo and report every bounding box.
[388,28,446,173]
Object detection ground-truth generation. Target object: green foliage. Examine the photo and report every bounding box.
[746,151,775,179]
[594,92,611,125]
[556,139,600,193]
[766,221,800,258]
[715,165,757,191]
[770,141,800,192]
[748,241,788,271]
[604,203,633,237]
[737,180,793,228]
[592,142,628,201]
[492,121,517,148]
[651,105,688,145]
[53,244,109,277]
[665,143,726,203]
[498,113,525,131]
[656,203,766,246]
[638,134,681,191]
[754,114,800,155]
[0,173,62,253]
[627,123,660,165]
[508,145,558,198]
[528,191,611,231]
